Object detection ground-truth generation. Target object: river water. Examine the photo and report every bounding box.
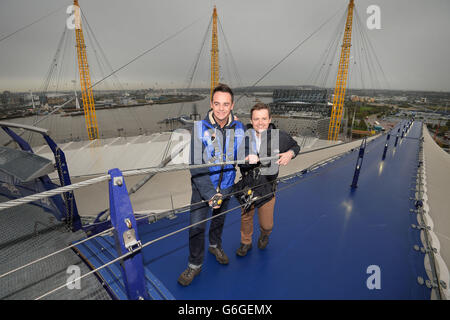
[1,95,268,147]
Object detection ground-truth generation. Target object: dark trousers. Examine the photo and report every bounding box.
[188,185,230,266]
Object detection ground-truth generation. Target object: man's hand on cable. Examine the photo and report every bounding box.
[276,150,295,166]
[245,154,259,164]
[209,193,223,209]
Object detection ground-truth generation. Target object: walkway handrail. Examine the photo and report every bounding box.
[0,156,279,212]
[0,121,82,230]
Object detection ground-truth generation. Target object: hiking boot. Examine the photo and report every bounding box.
[236,243,252,257]
[208,246,229,264]
[258,234,270,249]
[178,266,201,286]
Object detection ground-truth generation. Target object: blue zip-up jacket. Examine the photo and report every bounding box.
[190,110,245,201]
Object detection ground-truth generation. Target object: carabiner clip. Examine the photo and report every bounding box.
[240,187,254,212]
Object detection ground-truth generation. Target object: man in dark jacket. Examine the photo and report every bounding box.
[236,103,300,257]
[178,84,245,286]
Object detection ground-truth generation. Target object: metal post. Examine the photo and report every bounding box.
[351,138,367,189]
[1,126,33,152]
[43,134,81,231]
[0,126,68,223]
[382,132,390,160]
[108,168,149,300]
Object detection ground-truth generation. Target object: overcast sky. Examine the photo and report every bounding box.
[0,0,449,92]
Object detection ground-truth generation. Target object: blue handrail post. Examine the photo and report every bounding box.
[1,126,33,152]
[351,138,367,189]
[108,168,149,300]
[0,126,68,223]
[43,134,81,231]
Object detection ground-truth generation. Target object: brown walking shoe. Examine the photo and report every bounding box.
[178,266,201,286]
[258,234,270,249]
[208,246,229,264]
[236,243,252,257]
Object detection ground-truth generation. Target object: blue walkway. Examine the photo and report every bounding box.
[134,120,430,299]
[76,120,431,299]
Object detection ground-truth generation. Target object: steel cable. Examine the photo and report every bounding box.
[0,134,380,298]
[0,156,277,211]
[34,179,293,300]
[1,134,378,292]
[33,139,372,300]
[0,226,114,281]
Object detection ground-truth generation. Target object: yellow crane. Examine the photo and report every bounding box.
[210,6,219,99]
[74,0,99,140]
[328,0,355,141]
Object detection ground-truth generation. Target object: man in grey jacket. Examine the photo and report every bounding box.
[236,103,300,257]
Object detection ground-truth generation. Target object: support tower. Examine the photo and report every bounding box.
[74,0,99,140]
[328,0,355,141]
[210,6,219,99]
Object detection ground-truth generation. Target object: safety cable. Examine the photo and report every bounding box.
[19,125,399,300]
[0,226,114,281]
[0,141,358,278]
[2,136,378,294]
[133,137,375,224]
[85,142,370,220]
[34,177,296,300]
[33,138,374,300]
[0,156,278,212]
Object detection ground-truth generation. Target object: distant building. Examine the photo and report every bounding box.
[350,95,375,103]
[273,89,328,104]
[47,96,66,106]
[393,96,408,102]
[145,93,155,101]
[270,89,330,117]
[119,97,137,105]
[1,91,11,104]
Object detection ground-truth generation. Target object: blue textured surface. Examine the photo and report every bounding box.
[74,235,174,300]
[77,120,431,299]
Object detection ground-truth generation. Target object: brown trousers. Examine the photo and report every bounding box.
[240,197,276,245]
